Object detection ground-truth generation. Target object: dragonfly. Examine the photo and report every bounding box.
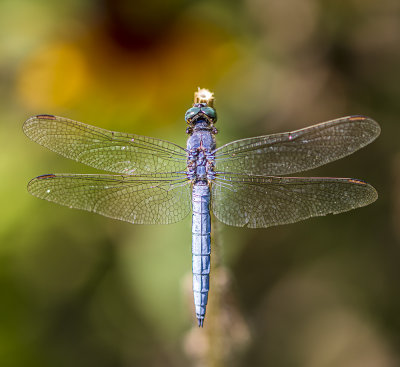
[23,88,380,327]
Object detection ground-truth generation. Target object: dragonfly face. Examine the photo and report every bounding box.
[185,103,217,125]
[23,89,380,327]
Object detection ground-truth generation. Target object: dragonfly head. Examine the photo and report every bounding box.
[185,103,217,126]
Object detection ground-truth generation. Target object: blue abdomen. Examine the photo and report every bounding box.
[191,182,211,327]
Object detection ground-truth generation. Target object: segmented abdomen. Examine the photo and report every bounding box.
[191,181,211,327]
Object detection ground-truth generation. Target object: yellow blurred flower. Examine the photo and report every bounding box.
[17,42,89,110]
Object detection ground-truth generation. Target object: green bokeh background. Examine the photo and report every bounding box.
[1,0,400,366]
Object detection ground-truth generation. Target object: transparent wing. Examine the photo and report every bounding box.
[28,173,191,224]
[211,174,377,228]
[214,116,380,175]
[23,115,187,174]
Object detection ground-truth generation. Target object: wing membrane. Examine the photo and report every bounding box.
[23,115,187,174]
[214,116,380,176]
[211,174,377,228]
[28,173,191,224]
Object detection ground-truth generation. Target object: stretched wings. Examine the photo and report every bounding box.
[28,173,191,224]
[25,114,379,228]
[214,116,380,176]
[23,115,187,174]
[211,174,377,228]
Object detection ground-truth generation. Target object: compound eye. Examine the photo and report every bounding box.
[201,106,217,122]
[185,107,200,123]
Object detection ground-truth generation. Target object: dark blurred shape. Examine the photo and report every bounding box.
[101,0,191,50]
[392,153,400,240]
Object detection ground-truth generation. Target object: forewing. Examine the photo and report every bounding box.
[211,174,377,228]
[23,115,187,174]
[28,173,191,224]
[214,116,380,175]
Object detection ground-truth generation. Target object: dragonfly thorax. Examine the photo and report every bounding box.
[186,130,216,183]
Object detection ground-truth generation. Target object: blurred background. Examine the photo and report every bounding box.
[1,0,399,366]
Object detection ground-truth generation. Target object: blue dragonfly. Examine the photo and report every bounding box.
[23,89,380,327]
